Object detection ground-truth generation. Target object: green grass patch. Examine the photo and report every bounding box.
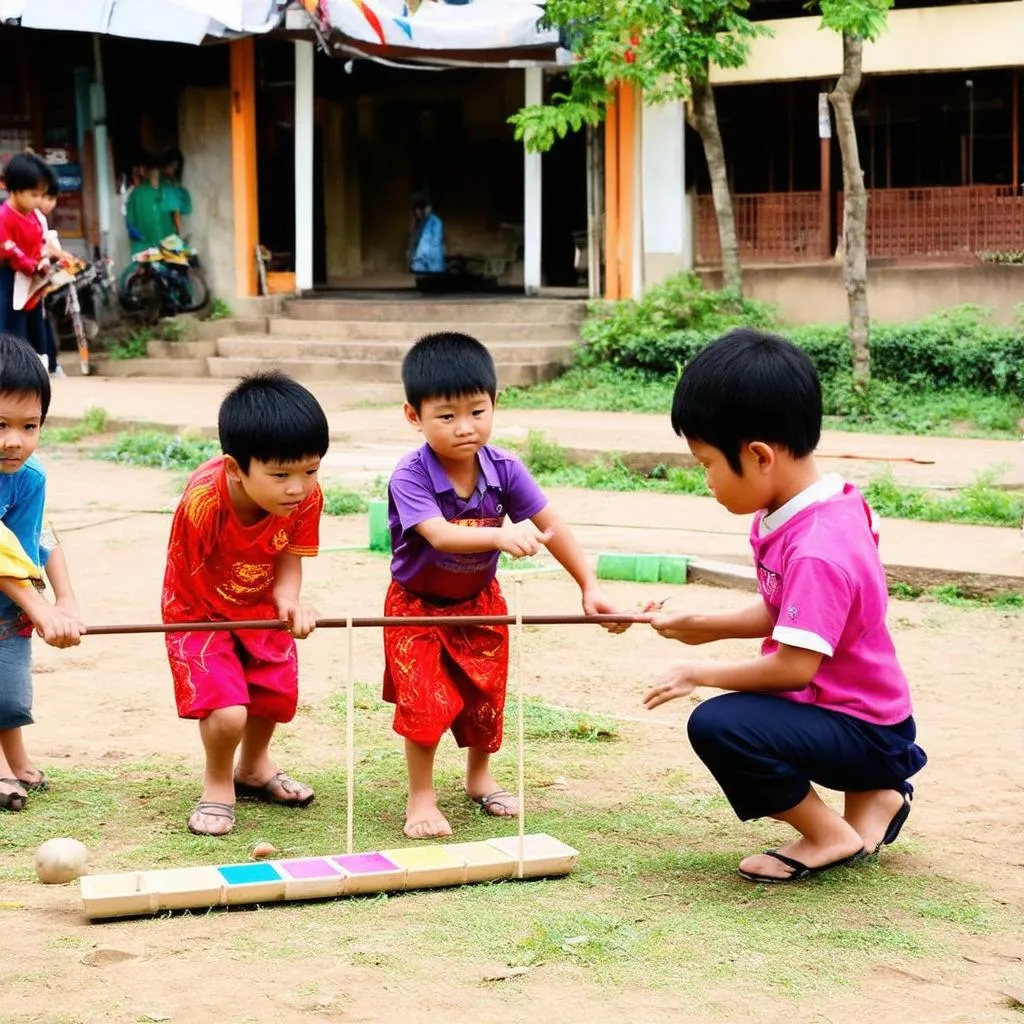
[105,328,154,360]
[864,470,1024,529]
[889,581,1024,611]
[44,405,109,444]
[322,486,368,517]
[0,686,1004,999]
[96,430,220,472]
[500,365,1021,440]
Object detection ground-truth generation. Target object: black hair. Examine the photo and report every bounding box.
[1,153,48,193]
[218,371,329,473]
[0,333,51,423]
[401,332,497,411]
[33,156,59,198]
[671,327,822,474]
[161,148,184,178]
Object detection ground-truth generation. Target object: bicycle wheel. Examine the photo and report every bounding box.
[120,268,162,326]
[178,267,210,313]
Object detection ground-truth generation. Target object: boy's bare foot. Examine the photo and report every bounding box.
[738,833,865,882]
[844,789,910,853]
[404,792,452,839]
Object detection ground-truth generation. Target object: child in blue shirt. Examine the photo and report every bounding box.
[0,333,83,811]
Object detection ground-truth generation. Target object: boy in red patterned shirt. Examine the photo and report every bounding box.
[162,372,329,836]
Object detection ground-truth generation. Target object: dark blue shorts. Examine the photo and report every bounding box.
[687,692,928,821]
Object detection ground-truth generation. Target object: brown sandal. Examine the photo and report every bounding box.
[0,778,27,812]
[234,771,314,808]
[187,801,236,836]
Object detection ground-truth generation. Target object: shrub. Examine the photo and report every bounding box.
[581,275,1024,399]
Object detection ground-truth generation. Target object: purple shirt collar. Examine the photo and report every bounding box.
[421,443,502,497]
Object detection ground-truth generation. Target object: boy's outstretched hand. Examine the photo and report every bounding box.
[32,602,84,649]
[582,584,629,634]
[644,662,699,708]
[277,597,318,639]
[495,522,552,559]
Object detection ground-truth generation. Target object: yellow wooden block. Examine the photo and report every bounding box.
[487,833,580,879]
[142,866,225,911]
[380,846,468,889]
[443,841,516,883]
[80,872,159,920]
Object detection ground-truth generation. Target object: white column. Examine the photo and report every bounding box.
[294,39,315,293]
[523,67,543,295]
[91,36,112,257]
[641,99,689,288]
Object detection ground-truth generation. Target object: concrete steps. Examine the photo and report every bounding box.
[89,298,585,382]
[282,298,586,325]
[217,336,574,365]
[265,317,577,343]
[207,354,564,388]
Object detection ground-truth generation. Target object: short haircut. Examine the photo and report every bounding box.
[0,333,51,423]
[2,153,47,193]
[671,327,822,474]
[218,371,329,473]
[401,331,497,411]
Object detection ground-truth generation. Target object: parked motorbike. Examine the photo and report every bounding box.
[119,235,210,325]
[43,255,118,376]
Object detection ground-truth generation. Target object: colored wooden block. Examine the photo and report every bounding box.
[444,841,516,883]
[277,857,347,900]
[331,852,405,895]
[487,833,580,879]
[634,553,661,583]
[658,555,689,585]
[218,862,286,905]
[596,552,638,581]
[380,846,468,889]
[368,500,390,552]
[80,872,159,920]
[143,866,225,912]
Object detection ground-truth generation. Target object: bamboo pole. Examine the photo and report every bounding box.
[82,614,652,636]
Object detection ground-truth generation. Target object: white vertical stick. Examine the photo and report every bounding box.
[346,615,355,855]
[513,576,526,880]
[523,67,544,296]
[294,39,315,293]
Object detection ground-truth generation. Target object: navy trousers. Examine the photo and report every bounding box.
[687,692,927,821]
[0,267,45,358]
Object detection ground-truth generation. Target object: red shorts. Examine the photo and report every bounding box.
[166,627,299,722]
[382,579,508,751]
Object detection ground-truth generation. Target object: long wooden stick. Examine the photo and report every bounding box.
[82,614,651,636]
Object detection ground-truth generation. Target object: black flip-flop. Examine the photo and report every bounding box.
[17,769,48,793]
[738,847,867,884]
[874,793,912,854]
[0,778,27,812]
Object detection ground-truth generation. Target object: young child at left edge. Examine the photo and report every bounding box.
[0,333,83,812]
[161,371,329,836]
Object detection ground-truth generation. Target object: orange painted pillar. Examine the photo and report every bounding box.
[617,82,636,300]
[604,93,621,300]
[603,83,637,300]
[230,38,259,298]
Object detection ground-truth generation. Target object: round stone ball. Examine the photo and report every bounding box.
[34,837,89,884]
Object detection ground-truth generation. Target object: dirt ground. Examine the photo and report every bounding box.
[2,457,1022,1024]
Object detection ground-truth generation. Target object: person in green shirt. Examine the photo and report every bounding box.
[160,148,193,238]
[125,157,174,255]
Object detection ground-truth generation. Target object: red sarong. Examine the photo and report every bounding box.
[382,579,508,751]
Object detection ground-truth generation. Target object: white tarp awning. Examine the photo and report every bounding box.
[0,0,285,45]
[320,0,556,52]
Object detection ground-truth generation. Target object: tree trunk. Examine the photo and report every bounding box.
[828,33,870,390]
[689,77,742,294]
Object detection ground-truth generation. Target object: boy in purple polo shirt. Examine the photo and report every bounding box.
[384,331,621,839]
[642,328,926,883]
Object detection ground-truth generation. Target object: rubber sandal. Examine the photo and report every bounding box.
[0,778,27,812]
[17,768,48,793]
[738,847,867,884]
[187,800,236,836]
[234,771,315,808]
[874,793,912,854]
[469,789,519,818]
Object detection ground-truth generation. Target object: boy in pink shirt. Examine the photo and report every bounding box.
[644,328,926,883]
